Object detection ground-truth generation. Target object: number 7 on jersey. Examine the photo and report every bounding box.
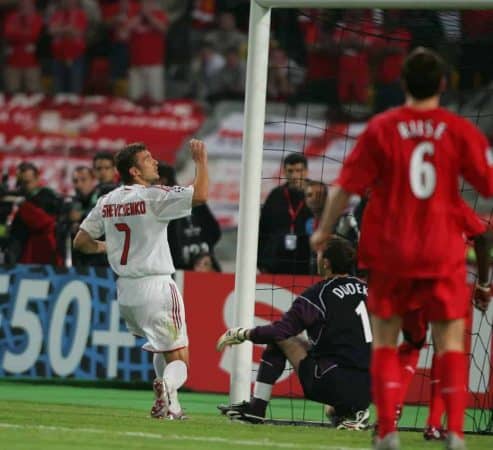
[115,223,131,265]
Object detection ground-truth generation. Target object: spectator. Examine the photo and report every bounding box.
[3,0,43,94]
[104,0,139,91]
[190,0,217,51]
[437,11,462,74]
[297,9,339,105]
[69,166,108,266]
[267,44,305,101]
[48,0,88,94]
[67,166,96,239]
[332,10,378,109]
[304,180,327,274]
[207,46,246,102]
[304,180,327,236]
[92,150,119,195]
[80,0,102,56]
[71,165,97,212]
[8,162,62,266]
[158,162,222,271]
[189,40,225,101]
[160,0,191,73]
[459,10,493,90]
[258,153,313,275]
[271,8,307,66]
[373,11,411,113]
[401,10,444,51]
[204,11,246,56]
[124,0,168,104]
[191,251,221,272]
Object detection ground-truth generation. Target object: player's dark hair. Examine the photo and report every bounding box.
[401,47,446,100]
[93,150,115,166]
[323,237,356,275]
[115,143,147,184]
[283,153,307,168]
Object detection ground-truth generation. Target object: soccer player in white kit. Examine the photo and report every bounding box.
[73,139,208,419]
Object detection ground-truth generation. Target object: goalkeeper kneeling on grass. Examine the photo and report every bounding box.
[216,237,371,429]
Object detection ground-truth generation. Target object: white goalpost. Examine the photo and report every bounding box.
[230,0,493,404]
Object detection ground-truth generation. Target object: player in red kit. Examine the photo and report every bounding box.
[311,47,493,450]
[397,200,492,441]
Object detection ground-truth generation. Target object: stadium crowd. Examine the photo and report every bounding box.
[0,2,493,114]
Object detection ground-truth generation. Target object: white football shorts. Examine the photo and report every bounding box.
[117,275,188,352]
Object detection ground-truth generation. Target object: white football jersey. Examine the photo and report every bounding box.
[80,184,193,277]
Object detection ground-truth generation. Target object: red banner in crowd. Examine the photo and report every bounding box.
[0,94,205,195]
[183,271,493,408]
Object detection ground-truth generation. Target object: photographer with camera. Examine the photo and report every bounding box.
[6,162,63,266]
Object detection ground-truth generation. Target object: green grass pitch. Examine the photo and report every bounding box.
[0,380,491,450]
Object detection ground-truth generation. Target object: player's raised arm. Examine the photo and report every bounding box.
[189,139,208,206]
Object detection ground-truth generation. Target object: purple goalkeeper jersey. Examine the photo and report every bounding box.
[249,275,370,369]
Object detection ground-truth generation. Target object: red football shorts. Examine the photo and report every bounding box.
[367,268,470,322]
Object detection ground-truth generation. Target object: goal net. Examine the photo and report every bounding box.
[234,1,493,434]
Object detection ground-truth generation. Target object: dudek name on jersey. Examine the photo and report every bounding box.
[332,282,368,299]
[102,201,146,218]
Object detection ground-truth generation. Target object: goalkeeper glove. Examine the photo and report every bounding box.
[216,327,249,352]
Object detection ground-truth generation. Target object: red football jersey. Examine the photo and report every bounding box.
[337,106,493,277]
[457,199,487,240]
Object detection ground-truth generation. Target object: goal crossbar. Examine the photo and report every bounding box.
[257,0,493,9]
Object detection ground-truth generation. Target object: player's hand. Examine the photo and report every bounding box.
[189,139,207,164]
[473,282,491,313]
[310,229,331,253]
[216,327,249,352]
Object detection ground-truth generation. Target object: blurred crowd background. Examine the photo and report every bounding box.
[1,1,493,112]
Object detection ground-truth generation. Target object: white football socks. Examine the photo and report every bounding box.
[163,360,188,414]
[153,353,166,379]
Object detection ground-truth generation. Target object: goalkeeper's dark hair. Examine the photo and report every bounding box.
[115,142,147,184]
[283,153,307,168]
[322,237,356,275]
[401,47,446,100]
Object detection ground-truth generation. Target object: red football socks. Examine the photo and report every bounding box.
[440,351,467,437]
[371,347,402,438]
[397,341,420,406]
[427,354,445,428]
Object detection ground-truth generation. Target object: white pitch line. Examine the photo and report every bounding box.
[0,422,369,450]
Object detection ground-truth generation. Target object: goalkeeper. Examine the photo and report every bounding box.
[216,237,371,429]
